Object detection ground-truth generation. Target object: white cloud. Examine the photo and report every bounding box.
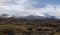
[0,0,60,18]
[31,5,60,17]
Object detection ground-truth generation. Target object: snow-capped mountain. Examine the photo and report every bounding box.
[44,13,56,18]
[0,14,59,20]
[23,15,47,20]
[0,14,13,18]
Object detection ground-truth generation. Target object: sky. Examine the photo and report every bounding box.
[0,0,60,18]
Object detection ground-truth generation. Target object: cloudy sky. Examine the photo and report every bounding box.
[0,0,60,17]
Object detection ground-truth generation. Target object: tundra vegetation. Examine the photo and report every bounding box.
[0,17,60,35]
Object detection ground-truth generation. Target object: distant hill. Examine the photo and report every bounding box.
[0,14,59,20]
[0,14,13,18]
[23,15,46,20]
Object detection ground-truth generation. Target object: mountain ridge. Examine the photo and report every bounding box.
[0,14,59,20]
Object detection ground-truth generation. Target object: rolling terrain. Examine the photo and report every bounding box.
[0,14,60,35]
[0,17,60,35]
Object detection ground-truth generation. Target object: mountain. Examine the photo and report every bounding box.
[23,15,46,20]
[0,14,59,20]
[0,14,14,18]
[44,13,57,18]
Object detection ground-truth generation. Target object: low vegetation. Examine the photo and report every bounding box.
[0,17,60,35]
